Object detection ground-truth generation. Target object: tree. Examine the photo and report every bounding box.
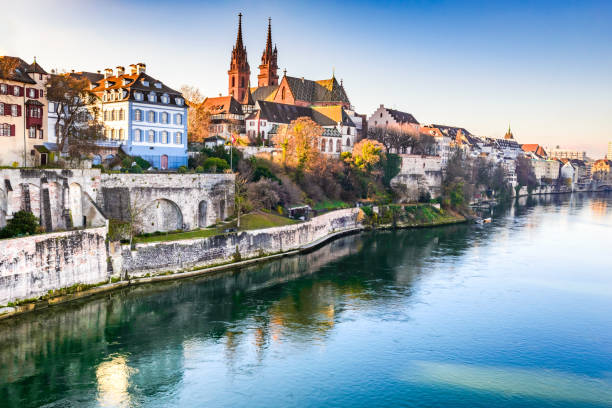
[516,155,538,191]
[273,117,322,171]
[441,150,474,211]
[412,133,436,155]
[180,85,211,143]
[0,211,39,238]
[352,139,385,171]
[0,57,19,79]
[46,74,103,156]
[234,173,249,229]
[367,126,414,153]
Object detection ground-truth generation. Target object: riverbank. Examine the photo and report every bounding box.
[0,205,465,321]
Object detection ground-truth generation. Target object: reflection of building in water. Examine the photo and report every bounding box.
[590,199,608,217]
[96,355,136,408]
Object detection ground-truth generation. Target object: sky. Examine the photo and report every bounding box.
[2,0,611,157]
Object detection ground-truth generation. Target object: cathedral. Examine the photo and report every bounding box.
[227,13,350,110]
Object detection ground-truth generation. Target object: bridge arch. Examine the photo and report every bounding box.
[140,198,183,233]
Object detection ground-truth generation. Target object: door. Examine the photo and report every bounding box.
[40,153,47,166]
[161,155,168,170]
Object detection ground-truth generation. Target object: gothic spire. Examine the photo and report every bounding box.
[236,13,244,51]
[262,17,273,63]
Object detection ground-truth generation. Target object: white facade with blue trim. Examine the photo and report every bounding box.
[92,64,188,169]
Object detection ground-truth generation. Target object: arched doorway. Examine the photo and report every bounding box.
[198,200,208,227]
[161,155,168,170]
[140,199,183,233]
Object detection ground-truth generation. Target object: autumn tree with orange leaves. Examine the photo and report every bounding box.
[180,85,211,143]
[273,117,323,171]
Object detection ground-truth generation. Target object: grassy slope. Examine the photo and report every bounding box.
[237,211,300,230]
[134,228,218,244]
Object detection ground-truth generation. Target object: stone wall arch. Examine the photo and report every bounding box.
[198,200,209,228]
[69,182,84,228]
[0,188,6,228]
[140,198,183,233]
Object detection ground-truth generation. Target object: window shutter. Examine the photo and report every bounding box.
[4,104,8,115]
[7,85,12,95]
[10,125,15,136]
[17,105,22,116]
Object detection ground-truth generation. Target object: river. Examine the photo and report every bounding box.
[0,193,611,408]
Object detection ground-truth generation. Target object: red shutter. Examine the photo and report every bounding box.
[18,86,23,96]
[10,125,15,136]
[17,105,22,116]
[3,104,8,115]
[7,85,12,95]
[39,89,43,98]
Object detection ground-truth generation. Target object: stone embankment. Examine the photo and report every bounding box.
[0,208,361,318]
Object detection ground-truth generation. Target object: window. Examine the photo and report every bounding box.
[11,105,17,116]
[0,103,3,114]
[231,76,235,87]
[119,129,125,140]
[119,109,125,120]
[328,139,333,152]
[147,111,155,122]
[28,88,36,98]
[0,124,10,136]
[49,102,55,113]
[346,138,351,146]
[175,132,182,144]
[161,131,168,143]
[380,112,382,118]
[13,86,20,96]
[28,126,36,138]
[155,82,162,89]
[111,110,117,121]
[161,95,169,104]
[39,129,43,139]
[321,139,326,152]
[161,112,169,124]
[281,87,286,100]
[175,113,182,125]
[176,98,183,106]
[103,94,107,102]
[0,84,6,94]
[148,130,155,143]
[104,111,109,121]
[148,93,156,102]
[39,90,44,97]
[134,109,142,121]
[110,129,115,139]
[336,139,341,152]
[134,92,143,101]
[134,129,142,142]
[106,128,112,139]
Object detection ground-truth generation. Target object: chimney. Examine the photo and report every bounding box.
[116,66,125,76]
[104,68,113,78]
[379,104,384,108]
[136,63,146,74]
[97,70,101,74]
[71,69,75,73]
[301,77,304,83]
[129,64,138,75]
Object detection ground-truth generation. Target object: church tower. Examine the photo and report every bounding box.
[228,13,251,101]
[257,18,279,88]
[504,124,514,140]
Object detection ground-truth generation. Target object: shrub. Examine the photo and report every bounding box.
[129,165,143,173]
[0,211,39,238]
[203,157,229,173]
[178,166,188,174]
[195,165,204,173]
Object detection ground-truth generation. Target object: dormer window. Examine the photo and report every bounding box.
[176,98,183,106]
[154,82,162,89]
[134,92,143,101]
[142,80,149,87]
[161,94,169,104]
[103,94,107,102]
[148,93,156,102]
[122,78,131,86]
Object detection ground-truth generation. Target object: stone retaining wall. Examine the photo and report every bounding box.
[121,208,361,277]
[0,226,109,305]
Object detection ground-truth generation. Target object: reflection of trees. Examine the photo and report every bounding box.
[0,222,485,407]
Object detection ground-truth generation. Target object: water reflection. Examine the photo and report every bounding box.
[0,193,610,408]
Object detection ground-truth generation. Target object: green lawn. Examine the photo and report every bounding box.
[313,200,350,212]
[134,228,218,244]
[133,212,299,244]
[236,211,300,230]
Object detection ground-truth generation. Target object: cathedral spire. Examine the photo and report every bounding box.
[228,12,250,102]
[236,13,244,50]
[257,17,279,87]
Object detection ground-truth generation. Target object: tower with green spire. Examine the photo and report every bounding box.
[504,124,514,140]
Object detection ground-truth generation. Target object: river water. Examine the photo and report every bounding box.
[1,193,611,408]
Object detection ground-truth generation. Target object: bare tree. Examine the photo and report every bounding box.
[46,74,103,156]
[367,126,414,153]
[180,85,211,143]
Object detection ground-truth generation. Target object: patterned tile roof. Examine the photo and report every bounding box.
[386,108,419,125]
[251,85,278,102]
[284,75,350,105]
[311,105,355,127]
[256,100,313,124]
[0,56,38,84]
[202,96,243,115]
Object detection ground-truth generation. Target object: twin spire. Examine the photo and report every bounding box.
[229,12,279,96]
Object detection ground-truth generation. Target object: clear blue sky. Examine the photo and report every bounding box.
[2,0,611,157]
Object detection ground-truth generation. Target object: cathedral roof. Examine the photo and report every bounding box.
[254,100,313,124]
[283,75,350,105]
[251,85,278,102]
